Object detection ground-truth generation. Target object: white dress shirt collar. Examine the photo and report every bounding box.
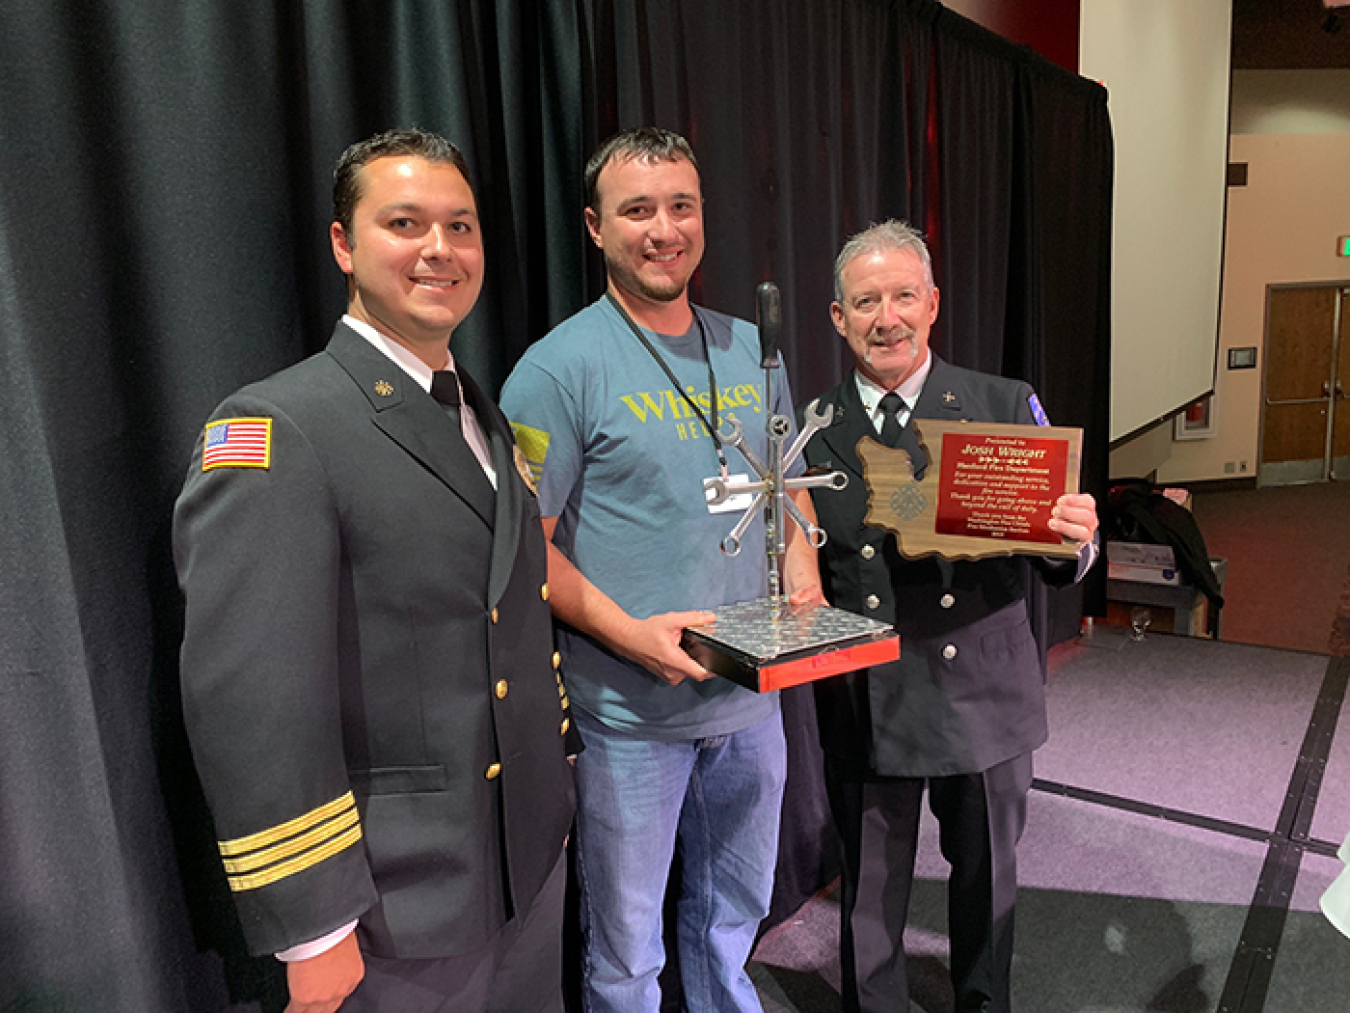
[343,313,448,394]
[853,349,933,431]
[341,314,496,488]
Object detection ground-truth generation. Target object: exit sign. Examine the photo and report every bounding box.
[1341,236,1350,257]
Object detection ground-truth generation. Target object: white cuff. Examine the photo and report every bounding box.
[1081,537,1100,569]
[275,920,358,962]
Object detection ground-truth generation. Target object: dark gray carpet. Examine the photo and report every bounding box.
[751,633,1350,1012]
[753,794,1267,1013]
[1266,852,1350,1013]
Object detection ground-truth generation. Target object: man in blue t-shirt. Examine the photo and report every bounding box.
[499,127,823,1012]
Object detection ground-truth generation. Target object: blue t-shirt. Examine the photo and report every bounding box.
[499,297,803,739]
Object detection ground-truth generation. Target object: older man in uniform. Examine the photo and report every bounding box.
[174,128,576,1013]
[805,221,1098,1012]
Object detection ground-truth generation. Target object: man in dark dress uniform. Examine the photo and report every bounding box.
[805,221,1099,1013]
[174,129,576,1013]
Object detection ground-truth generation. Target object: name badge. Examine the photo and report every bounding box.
[704,473,757,515]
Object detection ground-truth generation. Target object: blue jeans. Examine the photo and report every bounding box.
[572,706,787,1013]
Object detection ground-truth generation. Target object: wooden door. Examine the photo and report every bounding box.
[1261,286,1338,485]
[1335,288,1350,480]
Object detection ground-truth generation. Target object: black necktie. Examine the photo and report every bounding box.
[878,392,907,448]
[430,370,461,428]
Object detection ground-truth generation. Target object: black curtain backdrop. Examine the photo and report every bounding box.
[0,2,1110,1010]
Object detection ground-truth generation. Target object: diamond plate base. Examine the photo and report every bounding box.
[681,598,900,693]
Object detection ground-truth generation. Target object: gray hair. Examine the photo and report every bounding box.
[832,220,935,302]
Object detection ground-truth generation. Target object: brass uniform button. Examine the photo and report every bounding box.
[860,544,875,560]
[495,679,509,699]
[941,644,958,661]
[485,762,502,780]
[940,593,956,609]
[561,717,570,736]
[540,583,550,601]
[491,608,499,624]
[552,651,562,670]
[865,594,881,610]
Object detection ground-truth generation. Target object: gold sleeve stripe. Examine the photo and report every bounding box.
[226,824,363,892]
[218,791,356,857]
[220,805,361,875]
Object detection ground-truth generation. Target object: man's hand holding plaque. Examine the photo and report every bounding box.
[858,419,1086,560]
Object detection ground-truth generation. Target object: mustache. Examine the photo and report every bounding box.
[868,327,917,346]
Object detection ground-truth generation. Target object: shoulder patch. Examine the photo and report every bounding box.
[203,418,272,471]
[513,444,538,496]
[509,421,549,488]
[1028,393,1051,427]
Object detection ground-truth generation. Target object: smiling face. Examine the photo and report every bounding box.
[584,154,704,323]
[832,246,940,390]
[330,155,483,365]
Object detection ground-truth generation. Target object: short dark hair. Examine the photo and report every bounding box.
[332,127,472,237]
[584,127,699,212]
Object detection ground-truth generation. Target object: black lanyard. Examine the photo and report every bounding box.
[605,291,729,474]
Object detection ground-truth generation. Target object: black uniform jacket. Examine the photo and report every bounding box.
[174,323,577,959]
[806,356,1087,779]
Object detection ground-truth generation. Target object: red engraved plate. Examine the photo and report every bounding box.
[934,432,1068,543]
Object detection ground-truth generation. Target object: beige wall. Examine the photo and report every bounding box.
[1109,420,1172,480]
[1155,131,1350,483]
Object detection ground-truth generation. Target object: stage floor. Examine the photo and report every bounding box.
[751,632,1350,1013]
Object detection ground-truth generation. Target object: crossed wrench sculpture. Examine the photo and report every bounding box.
[704,398,849,601]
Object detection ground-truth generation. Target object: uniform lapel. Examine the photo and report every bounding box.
[907,355,966,480]
[820,370,934,483]
[326,323,496,529]
[459,367,523,608]
[818,378,877,486]
[911,355,966,422]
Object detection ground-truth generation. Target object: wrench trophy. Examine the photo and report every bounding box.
[705,283,848,601]
[683,283,899,693]
[705,404,847,599]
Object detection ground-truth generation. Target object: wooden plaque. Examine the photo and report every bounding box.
[858,420,1083,561]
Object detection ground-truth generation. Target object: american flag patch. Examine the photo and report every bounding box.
[202,418,272,471]
[1028,393,1051,427]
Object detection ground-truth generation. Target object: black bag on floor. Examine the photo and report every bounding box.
[1104,480,1224,608]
